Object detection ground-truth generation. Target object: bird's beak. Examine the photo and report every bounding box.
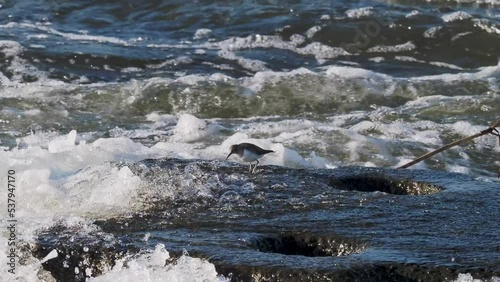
[226,152,233,160]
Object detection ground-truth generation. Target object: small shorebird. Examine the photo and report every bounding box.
[226,143,274,174]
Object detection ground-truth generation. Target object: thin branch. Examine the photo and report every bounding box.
[399,120,500,169]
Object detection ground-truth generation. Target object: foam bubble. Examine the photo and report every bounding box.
[0,235,44,281]
[442,11,472,22]
[194,49,206,54]
[48,129,78,153]
[0,40,53,86]
[451,31,473,41]
[414,60,500,81]
[452,273,496,282]
[217,50,268,72]
[305,25,321,39]
[406,10,419,18]
[90,244,226,282]
[424,26,442,38]
[395,56,421,63]
[42,25,129,45]
[147,56,193,69]
[172,114,221,143]
[369,57,385,63]
[345,7,374,18]
[473,19,500,34]
[289,34,305,45]
[193,28,212,39]
[367,41,416,53]
[239,67,314,94]
[214,34,348,63]
[1,162,143,218]
[0,40,23,57]
[121,67,143,73]
[40,249,58,264]
[448,165,470,174]
[146,112,177,129]
[1,22,128,45]
[296,42,349,61]
[429,61,464,70]
[326,65,390,80]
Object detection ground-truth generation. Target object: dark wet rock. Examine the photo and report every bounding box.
[32,225,126,282]
[34,244,122,282]
[31,236,500,282]
[329,174,443,195]
[250,233,366,257]
[213,262,500,282]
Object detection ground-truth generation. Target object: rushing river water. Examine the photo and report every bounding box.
[0,0,499,281]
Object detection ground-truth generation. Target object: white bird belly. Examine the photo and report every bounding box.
[241,149,260,162]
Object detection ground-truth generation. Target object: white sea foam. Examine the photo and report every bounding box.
[305,25,321,39]
[121,67,143,73]
[414,60,500,81]
[0,235,44,281]
[0,123,236,280]
[406,10,419,18]
[289,34,306,45]
[239,67,314,94]
[147,56,193,69]
[395,56,421,63]
[393,57,464,70]
[0,22,128,45]
[427,0,499,3]
[90,244,227,282]
[349,120,442,146]
[473,19,500,34]
[0,40,23,57]
[194,48,206,55]
[345,7,374,18]
[452,273,500,282]
[48,129,78,153]
[217,49,268,72]
[325,65,391,80]
[0,40,53,86]
[451,31,473,41]
[429,61,464,70]
[369,57,385,63]
[40,249,58,264]
[146,112,177,128]
[320,14,331,20]
[193,28,212,39]
[172,114,222,142]
[297,42,349,61]
[367,41,416,53]
[448,165,470,174]
[215,34,349,63]
[42,27,129,45]
[442,11,472,22]
[424,26,442,38]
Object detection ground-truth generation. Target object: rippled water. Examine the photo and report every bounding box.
[1,0,499,281]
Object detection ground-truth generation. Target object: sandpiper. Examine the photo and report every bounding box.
[226,143,274,174]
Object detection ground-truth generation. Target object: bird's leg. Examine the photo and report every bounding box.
[248,162,253,173]
[252,160,259,174]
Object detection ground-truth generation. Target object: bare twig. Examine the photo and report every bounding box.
[399,120,500,170]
